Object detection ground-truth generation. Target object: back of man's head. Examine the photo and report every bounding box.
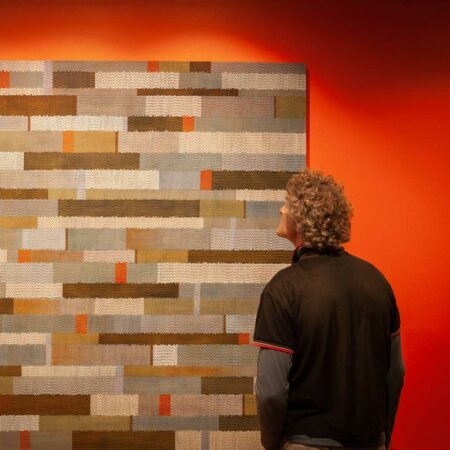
[285,168,354,251]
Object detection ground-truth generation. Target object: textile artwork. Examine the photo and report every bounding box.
[0,60,306,449]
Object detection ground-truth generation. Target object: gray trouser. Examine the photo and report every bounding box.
[281,442,386,450]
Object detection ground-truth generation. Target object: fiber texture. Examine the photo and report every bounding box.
[0,60,306,449]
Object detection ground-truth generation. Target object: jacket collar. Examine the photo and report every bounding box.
[291,245,345,264]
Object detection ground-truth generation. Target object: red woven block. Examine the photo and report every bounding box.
[159,394,171,416]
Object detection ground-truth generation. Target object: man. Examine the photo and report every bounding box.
[252,169,405,450]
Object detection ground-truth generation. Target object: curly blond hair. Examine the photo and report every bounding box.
[285,168,354,251]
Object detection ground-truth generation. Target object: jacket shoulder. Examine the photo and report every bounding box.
[263,263,299,294]
[342,252,394,290]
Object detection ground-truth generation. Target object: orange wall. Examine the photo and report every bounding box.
[1,1,449,448]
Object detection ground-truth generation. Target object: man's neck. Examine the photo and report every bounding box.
[292,237,303,249]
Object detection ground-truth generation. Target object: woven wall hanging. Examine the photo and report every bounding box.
[0,60,306,450]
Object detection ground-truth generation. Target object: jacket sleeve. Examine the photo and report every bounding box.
[385,333,406,449]
[252,286,296,355]
[255,347,293,450]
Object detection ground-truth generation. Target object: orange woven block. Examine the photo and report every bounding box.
[76,314,88,334]
[239,333,250,345]
[63,131,74,153]
[18,250,31,263]
[200,170,212,190]
[0,71,9,88]
[159,394,171,416]
[147,61,159,72]
[115,262,127,283]
[182,116,195,132]
[20,430,30,450]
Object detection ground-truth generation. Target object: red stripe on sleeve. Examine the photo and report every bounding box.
[252,341,294,354]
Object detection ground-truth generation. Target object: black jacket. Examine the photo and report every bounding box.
[253,246,405,449]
